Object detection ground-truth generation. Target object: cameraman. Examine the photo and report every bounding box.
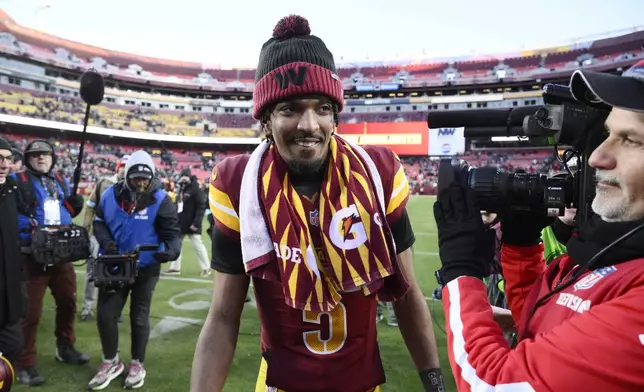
[80,155,129,321]
[164,168,210,277]
[11,140,88,386]
[434,63,644,391]
[89,150,181,390]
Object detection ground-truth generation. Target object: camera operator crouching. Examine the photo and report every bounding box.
[89,150,181,390]
[11,140,88,386]
[434,61,644,391]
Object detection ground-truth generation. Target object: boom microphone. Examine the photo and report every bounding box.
[427,107,541,137]
[72,68,105,195]
[79,69,105,106]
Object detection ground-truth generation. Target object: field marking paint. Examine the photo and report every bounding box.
[414,251,439,256]
[168,288,213,311]
[149,316,202,339]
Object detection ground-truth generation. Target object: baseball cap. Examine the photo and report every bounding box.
[570,59,644,112]
[115,155,130,172]
[127,164,153,180]
[24,140,53,155]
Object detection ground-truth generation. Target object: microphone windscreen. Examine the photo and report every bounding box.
[80,69,105,106]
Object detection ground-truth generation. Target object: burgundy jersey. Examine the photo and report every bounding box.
[209,146,411,392]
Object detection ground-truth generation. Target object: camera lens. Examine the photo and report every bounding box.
[107,263,122,276]
[439,159,572,214]
[468,167,508,212]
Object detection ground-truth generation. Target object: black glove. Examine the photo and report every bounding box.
[500,209,555,246]
[63,194,84,218]
[551,217,575,245]
[434,183,495,285]
[153,251,172,263]
[103,241,119,255]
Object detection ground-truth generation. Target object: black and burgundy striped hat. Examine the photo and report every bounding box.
[252,15,344,119]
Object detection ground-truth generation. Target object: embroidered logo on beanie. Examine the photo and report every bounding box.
[273,66,308,90]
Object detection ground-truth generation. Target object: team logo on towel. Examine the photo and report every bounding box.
[573,266,617,291]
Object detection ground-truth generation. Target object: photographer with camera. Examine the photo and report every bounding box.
[89,150,181,390]
[80,155,129,321]
[434,62,644,391]
[163,167,210,277]
[11,139,88,386]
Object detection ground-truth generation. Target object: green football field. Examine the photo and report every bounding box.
[12,195,457,392]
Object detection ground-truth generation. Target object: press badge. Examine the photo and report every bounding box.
[44,198,61,226]
[177,202,184,214]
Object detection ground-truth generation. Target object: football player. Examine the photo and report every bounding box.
[190,15,444,392]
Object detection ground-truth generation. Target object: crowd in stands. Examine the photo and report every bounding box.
[0,86,434,138]
[2,134,232,192]
[0,87,260,138]
[4,132,556,196]
[4,13,641,91]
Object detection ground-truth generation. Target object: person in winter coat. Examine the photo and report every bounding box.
[89,150,181,390]
[11,139,87,387]
[164,167,210,277]
[0,137,23,372]
[434,60,644,391]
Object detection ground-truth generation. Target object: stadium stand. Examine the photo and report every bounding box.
[0,8,639,195]
[0,8,641,91]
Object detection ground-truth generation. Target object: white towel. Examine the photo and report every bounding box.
[238,135,391,270]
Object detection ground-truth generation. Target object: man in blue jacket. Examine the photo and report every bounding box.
[89,150,181,390]
[11,139,87,387]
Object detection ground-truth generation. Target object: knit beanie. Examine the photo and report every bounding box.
[0,136,11,151]
[252,15,344,120]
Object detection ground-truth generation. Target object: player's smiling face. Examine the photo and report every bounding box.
[265,95,335,176]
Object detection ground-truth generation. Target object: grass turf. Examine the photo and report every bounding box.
[11,195,456,392]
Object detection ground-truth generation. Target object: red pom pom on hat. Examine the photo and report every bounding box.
[272,15,311,39]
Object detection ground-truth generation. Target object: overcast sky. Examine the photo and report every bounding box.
[1,0,642,68]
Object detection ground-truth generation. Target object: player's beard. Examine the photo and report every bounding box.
[285,156,327,177]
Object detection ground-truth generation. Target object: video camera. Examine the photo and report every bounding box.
[91,244,159,289]
[428,83,611,226]
[29,225,91,266]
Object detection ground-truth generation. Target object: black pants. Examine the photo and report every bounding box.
[0,321,24,366]
[96,267,159,363]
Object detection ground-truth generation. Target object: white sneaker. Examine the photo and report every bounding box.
[88,357,125,391]
[200,269,212,278]
[124,360,146,389]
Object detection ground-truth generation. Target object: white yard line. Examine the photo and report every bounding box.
[73,269,213,284]
[413,251,439,256]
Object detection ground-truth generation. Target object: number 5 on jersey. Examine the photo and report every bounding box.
[302,303,348,355]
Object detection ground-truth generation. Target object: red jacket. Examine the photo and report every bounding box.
[441,243,644,392]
